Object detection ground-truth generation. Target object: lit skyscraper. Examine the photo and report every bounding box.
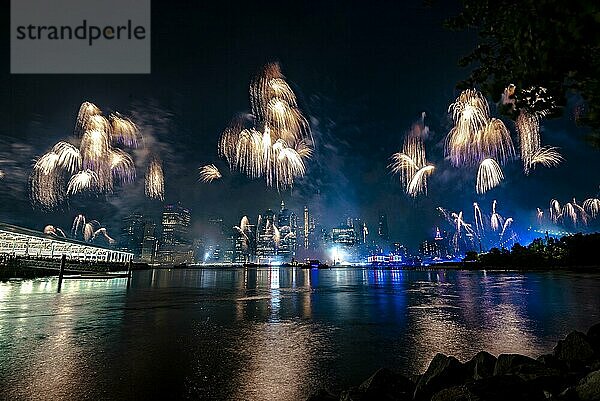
[303,206,309,249]
[119,212,145,260]
[158,203,192,264]
[277,201,297,261]
[331,224,356,246]
[141,221,157,263]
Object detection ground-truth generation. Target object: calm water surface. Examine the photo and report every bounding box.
[1,268,599,400]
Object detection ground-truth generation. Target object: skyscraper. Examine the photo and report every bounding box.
[378,213,389,241]
[303,206,309,249]
[277,201,297,261]
[141,221,157,263]
[158,203,192,264]
[331,224,356,246]
[119,213,145,260]
[256,209,277,260]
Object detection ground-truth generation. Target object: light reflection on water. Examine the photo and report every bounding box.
[0,268,599,401]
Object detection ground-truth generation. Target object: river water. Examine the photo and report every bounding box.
[0,268,599,400]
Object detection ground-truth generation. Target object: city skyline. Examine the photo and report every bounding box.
[1,1,599,251]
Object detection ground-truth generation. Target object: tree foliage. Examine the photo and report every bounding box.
[476,233,600,268]
[447,0,600,144]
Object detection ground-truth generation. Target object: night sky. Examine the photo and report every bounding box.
[1,1,599,249]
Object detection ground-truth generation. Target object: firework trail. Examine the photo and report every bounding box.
[572,199,589,226]
[110,113,139,148]
[52,142,82,173]
[43,225,66,238]
[92,227,115,244]
[389,117,434,197]
[72,214,86,238]
[516,109,563,174]
[437,207,477,253]
[583,198,600,218]
[446,89,514,166]
[536,208,544,223]
[145,158,164,200]
[83,222,95,241]
[490,200,503,231]
[273,224,281,247]
[562,202,578,225]
[473,202,484,234]
[110,149,136,184]
[530,147,563,170]
[218,63,312,189]
[550,199,562,222]
[67,170,98,195]
[407,166,435,197]
[500,217,513,239]
[75,102,101,135]
[476,158,504,194]
[30,153,67,208]
[199,164,222,183]
[234,216,252,251]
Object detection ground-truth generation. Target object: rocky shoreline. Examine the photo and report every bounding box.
[309,322,600,401]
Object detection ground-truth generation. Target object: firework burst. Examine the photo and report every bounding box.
[75,101,101,135]
[110,149,136,184]
[583,198,600,218]
[516,109,563,174]
[476,158,504,194]
[110,113,139,148]
[199,164,222,183]
[550,199,562,222]
[218,63,312,189]
[500,217,513,239]
[29,101,145,208]
[473,202,484,234]
[490,200,503,231]
[446,89,514,167]
[389,118,434,197]
[145,158,164,200]
[43,225,66,238]
[67,169,98,195]
[530,147,563,170]
[536,208,544,223]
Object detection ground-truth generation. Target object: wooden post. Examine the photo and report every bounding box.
[126,260,132,288]
[57,254,66,293]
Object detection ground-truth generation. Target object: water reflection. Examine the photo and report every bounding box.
[0,268,599,400]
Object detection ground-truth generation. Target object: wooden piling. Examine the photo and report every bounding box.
[126,260,132,288]
[57,254,66,292]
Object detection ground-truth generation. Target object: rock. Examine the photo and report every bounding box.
[306,389,338,401]
[557,386,578,401]
[554,331,595,362]
[408,373,422,384]
[355,368,414,401]
[339,368,414,401]
[469,375,546,401]
[431,385,474,401]
[469,351,497,380]
[493,354,539,376]
[511,363,567,395]
[575,370,600,401]
[493,353,569,394]
[339,387,362,401]
[538,353,568,371]
[414,354,469,400]
[588,323,600,354]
